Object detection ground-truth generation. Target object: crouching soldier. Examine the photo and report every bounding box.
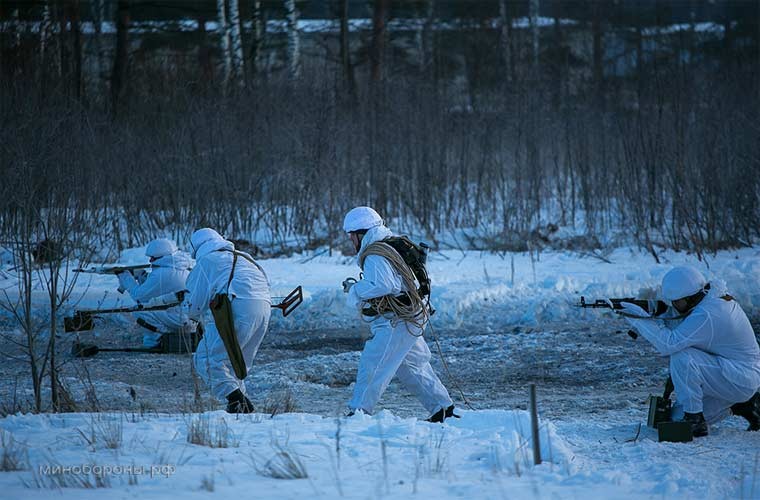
[621,266,760,437]
[117,238,196,349]
[342,207,456,422]
[182,228,271,413]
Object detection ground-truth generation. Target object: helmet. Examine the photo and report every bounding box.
[661,266,707,301]
[190,228,223,258]
[343,207,383,233]
[145,238,177,259]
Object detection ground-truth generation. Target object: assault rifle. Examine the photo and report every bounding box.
[74,264,152,275]
[578,297,670,316]
[577,296,671,339]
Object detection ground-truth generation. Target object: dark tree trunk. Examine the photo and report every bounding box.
[111,0,130,116]
[57,0,68,89]
[592,6,604,108]
[370,0,389,82]
[70,0,82,101]
[250,0,264,77]
[499,0,514,83]
[197,16,214,86]
[339,0,355,92]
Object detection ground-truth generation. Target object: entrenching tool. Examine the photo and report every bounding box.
[63,292,185,333]
[71,329,202,358]
[71,341,162,357]
[67,285,304,362]
[271,286,303,317]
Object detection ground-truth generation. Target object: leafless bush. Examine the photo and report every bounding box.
[0,430,28,472]
[414,428,449,481]
[263,385,300,417]
[186,414,238,448]
[253,441,309,480]
[0,377,32,417]
[96,415,123,450]
[76,415,123,450]
[200,473,215,492]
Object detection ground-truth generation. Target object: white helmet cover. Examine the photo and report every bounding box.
[190,228,223,258]
[661,266,707,301]
[145,238,178,259]
[343,206,383,233]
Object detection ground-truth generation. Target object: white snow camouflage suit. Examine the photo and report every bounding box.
[117,251,195,348]
[346,224,453,416]
[182,232,271,402]
[626,280,760,423]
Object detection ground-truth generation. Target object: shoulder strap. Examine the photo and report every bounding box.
[219,248,270,287]
[235,250,270,285]
[225,251,238,293]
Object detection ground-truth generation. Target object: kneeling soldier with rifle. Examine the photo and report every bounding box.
[619,266,760,437]
[116,238,196,349]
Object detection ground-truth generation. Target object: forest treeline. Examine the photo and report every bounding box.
[1,1,759,258]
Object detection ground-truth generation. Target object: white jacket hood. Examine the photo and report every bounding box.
[195,236,235,260]
[357,225,393,264]
[191,228,228,259]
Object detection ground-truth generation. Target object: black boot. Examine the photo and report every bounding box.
[426,405,460,423]
[226,389,254,414]
[731,392,760,431]
[683,412,709,437]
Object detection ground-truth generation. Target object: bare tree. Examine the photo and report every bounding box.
[592,5,604,105]
[339,0,355,91]
[529,0,540,69]
[111,0,130,116]
[370,0,389,81]
[216,0,233,87]
[285,0,301,78]
[250,0,265,77]
[89,0,106,98]
[228,0,245,86]
[499,0,513,83]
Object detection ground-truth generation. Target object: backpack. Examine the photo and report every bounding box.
[381,236,431,298]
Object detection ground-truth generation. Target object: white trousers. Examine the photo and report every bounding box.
[135,308,196,348]
[349,318,453,416]
[194,299,271,401]
[671,347,758,423]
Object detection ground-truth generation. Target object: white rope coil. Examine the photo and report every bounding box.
[359,241,429,334]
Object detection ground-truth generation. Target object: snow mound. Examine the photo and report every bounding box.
[1,245,759,332]
[0,409,579,499]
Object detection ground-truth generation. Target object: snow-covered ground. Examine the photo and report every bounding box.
[8,243,758,331]
[1,245,760,498]
[0,408,758,499]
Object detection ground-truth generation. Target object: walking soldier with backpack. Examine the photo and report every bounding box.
[342,207,457,422]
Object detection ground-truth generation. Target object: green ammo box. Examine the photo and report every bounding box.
[657,421,693,443]
[64,311,94,333]
[160,330,201,354]
[647,395,672,429]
